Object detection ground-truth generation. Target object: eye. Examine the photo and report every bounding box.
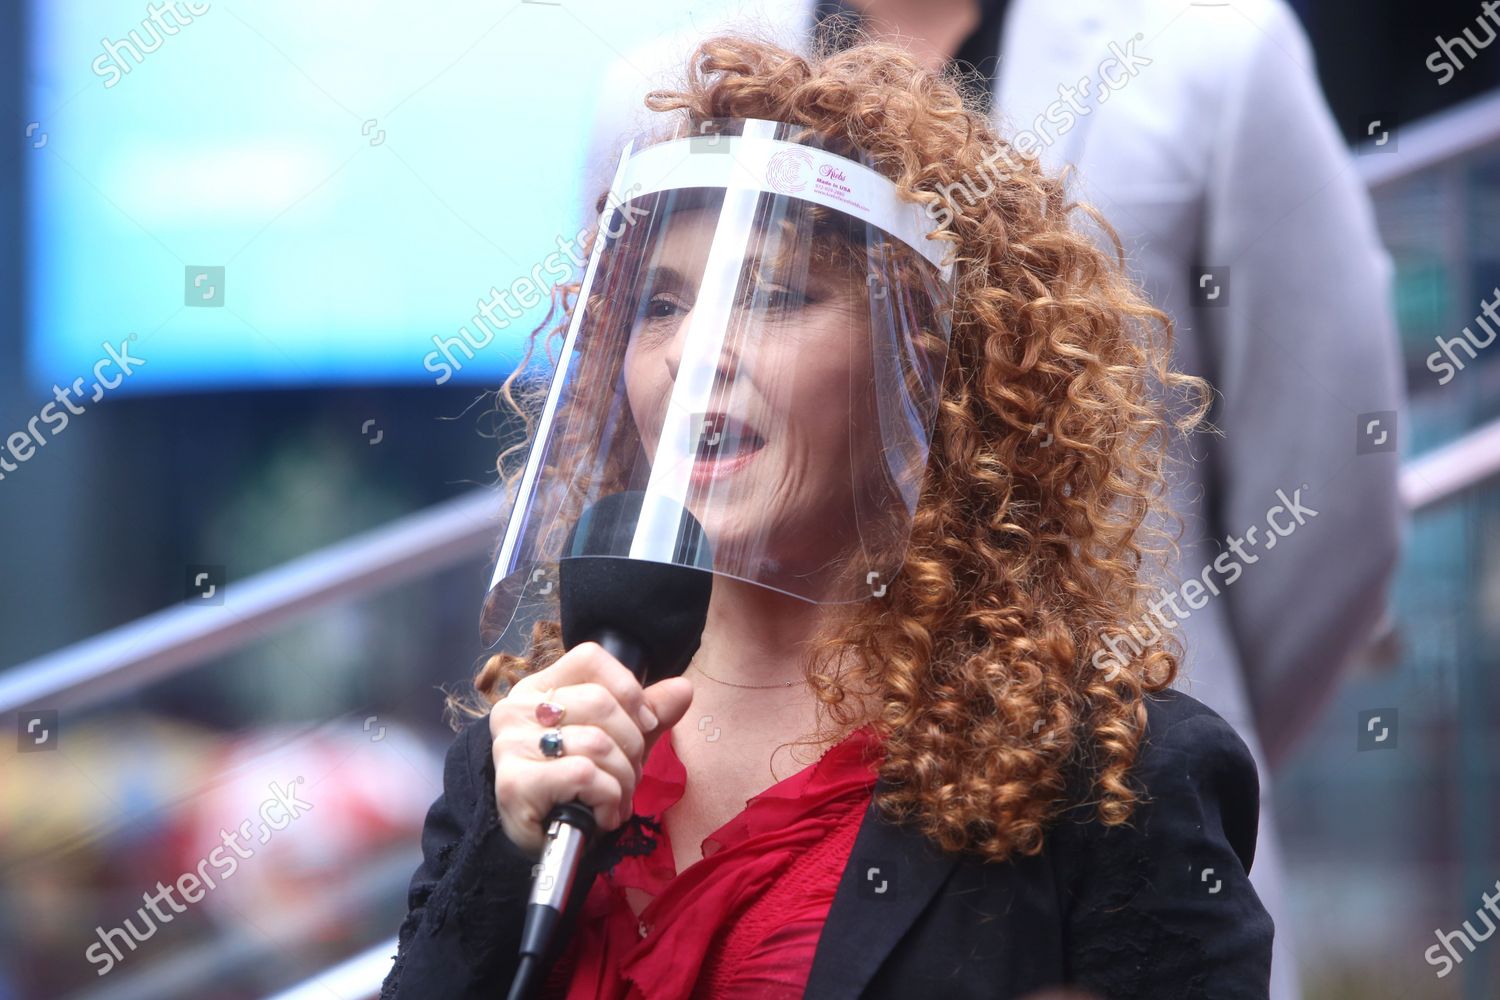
[746,285,810,312]
[644,293,688,320]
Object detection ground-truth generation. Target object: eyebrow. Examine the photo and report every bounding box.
[639,264,689,295]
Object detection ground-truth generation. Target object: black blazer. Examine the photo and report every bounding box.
[381,688,1273,999]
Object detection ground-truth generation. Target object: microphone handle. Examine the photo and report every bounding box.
[518,628,648,967]
[547,625,647,833]
[538,626,646,840]
[581,626,648,679]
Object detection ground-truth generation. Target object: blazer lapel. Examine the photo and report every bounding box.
[803,777,961,999]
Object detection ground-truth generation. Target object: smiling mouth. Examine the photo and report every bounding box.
[689,419,765,480]
[690,413,765,461]
[689,445,761,486]
[696,433,764,460]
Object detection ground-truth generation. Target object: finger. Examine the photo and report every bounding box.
[500,755,627,835]
[640,676,695,757]
[510,723,637,806]
[551,723,637,807]
[498,683,645,779]
[514,643,650,729]
[534,682,647,766]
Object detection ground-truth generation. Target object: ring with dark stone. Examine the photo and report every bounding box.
[539,729,565,758]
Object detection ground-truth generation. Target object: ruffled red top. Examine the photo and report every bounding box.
[539,721,884,1000]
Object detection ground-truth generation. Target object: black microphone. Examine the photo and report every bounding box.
[507,491,713,1000]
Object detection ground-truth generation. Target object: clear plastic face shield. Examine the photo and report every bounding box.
[480,117,956,656]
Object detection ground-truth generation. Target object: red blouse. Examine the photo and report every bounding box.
[540,721,884,999]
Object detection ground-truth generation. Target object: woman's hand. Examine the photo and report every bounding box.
[488,641,695,858]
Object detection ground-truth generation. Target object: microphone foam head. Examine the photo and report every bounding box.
[559,491,713,684]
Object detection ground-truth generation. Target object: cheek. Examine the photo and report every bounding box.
[785,363,873,452]
[622,352,656,444]
[780,321,875,445]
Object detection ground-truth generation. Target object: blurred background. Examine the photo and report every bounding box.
[1,1,1498,998]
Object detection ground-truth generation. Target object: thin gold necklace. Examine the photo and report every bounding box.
[687,664,804,689]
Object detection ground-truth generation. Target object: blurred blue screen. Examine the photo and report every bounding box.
[25,1,721,393]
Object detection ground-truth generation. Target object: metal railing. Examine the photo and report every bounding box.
[4,418,1496,720]
[1357,88,1500,191]
[0,489,497,716]
[5,413,1498,720]
[1400,417,1500,512]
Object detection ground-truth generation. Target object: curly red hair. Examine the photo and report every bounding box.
[456,31,1210,865]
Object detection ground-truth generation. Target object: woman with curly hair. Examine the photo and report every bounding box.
[382,31,1273,1000]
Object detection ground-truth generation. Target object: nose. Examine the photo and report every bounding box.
[662,314,741,386]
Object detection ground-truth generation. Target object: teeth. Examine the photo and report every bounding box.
[696,431,760,459]
[702,441,741,458]
[694,417,761,458]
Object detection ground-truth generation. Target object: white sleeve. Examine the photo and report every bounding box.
[1198,1,1407,758]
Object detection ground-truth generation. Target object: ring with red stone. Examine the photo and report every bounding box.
[535,699,566,728]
